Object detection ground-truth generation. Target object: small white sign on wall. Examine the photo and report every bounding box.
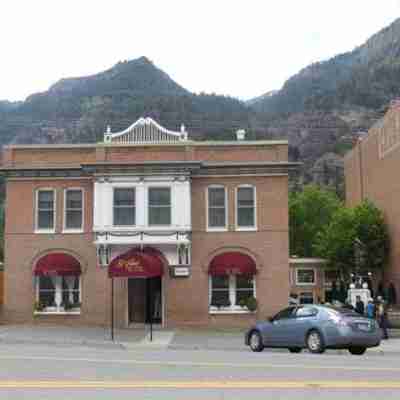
[171,266,190,277]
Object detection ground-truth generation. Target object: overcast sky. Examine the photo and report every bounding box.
[1,0,400,102]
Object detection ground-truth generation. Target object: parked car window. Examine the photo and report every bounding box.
[295,307,318,318]
[272,307,295,321]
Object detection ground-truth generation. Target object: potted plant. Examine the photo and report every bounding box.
[34,301,45,312]
[238,298,247,308]
[246,296,257,312]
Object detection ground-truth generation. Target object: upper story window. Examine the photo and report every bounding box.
[36,189,55,232]
[207,186,227,230]
[64,189,83,231]
[113,188,136,226]
[296,268,316,286]
[148,187,171,225]
[236,186,256,229]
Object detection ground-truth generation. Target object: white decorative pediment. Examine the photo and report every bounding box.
[104,117,188,144]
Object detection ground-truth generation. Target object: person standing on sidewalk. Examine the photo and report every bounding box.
[366,298,375,319]
[377,296,389,340]
[355,296,365,315]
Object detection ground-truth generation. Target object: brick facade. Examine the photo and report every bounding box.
[2,133,295,328]
[345,105,400,299]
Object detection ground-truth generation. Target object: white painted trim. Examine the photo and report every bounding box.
[105,117,186,144]
[209,309,254,315]
[34,188,56,234]
[206,185,228,232]
[34,311,81,315]
[63,187,84,233]
[295,267,317,286]
[235,185,257,231]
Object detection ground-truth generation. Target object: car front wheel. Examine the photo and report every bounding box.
[306,330,325,354]
[249,331,264,352]
[348,346,366,355]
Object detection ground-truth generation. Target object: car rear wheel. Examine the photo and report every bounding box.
[306,330,325,354]
[288,347,302,353]
[249,331,264,352]
[348,346,366,355]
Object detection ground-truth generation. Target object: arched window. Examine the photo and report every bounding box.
[208,252,256,312]
[34,253,82,314]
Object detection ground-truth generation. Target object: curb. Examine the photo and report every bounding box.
[0,338,127,350]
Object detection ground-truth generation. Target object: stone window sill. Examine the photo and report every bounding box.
[34,309,81,316]
[209,307,255,315]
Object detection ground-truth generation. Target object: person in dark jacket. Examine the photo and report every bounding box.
[377,297,389,340]
[355,296,365,315]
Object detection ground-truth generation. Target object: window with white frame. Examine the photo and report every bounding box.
[207,186,227,229]
[113,188,136,226]
[36,189,55,231]
[209,275,255,311]
[36,276,81,313]
[64,189,83,231]
[148,187,171,225]
[296,268,316,285]
[236,186,256,228]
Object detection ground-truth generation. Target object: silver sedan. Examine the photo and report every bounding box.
[245,305,381,355]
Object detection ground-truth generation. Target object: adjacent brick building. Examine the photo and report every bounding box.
[1,118,297,328]
[345,103,400,300]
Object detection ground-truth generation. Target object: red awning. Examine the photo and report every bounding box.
[34,253,82,276]
[209,252,256,276]
[108,247,164,278]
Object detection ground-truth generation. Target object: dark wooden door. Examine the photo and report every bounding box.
[128,278,146,324]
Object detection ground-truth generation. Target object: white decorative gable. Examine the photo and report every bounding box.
[104,117,188,144]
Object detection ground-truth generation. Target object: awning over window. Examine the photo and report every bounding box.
[108,247,165,278]
[34,253,82,276]
[209,252,256,276]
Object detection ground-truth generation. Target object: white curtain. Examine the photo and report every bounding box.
[50,276,62,309]
[65,276,76,304]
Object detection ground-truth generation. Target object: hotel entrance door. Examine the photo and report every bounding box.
[128,277,162,325]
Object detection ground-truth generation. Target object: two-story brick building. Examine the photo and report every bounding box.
[1,118,297,328]
[345,103,400,301]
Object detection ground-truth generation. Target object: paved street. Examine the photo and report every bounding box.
[1,340,400,399]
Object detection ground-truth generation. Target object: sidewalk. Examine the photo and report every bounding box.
[0,324,166,349]
[0,324,399,354]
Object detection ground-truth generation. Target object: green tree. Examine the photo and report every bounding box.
[289,185,342,257]
[0,203,4,261]
[314,200,390,276]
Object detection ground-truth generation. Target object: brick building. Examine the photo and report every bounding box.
[345,103,400,300]
[1,118,297,328]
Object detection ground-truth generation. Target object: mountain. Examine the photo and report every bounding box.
[0,57,258,146]
[245,18,400,195]
[249,18,400,116]
[2,17,400,196]
[245,90,278,107]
